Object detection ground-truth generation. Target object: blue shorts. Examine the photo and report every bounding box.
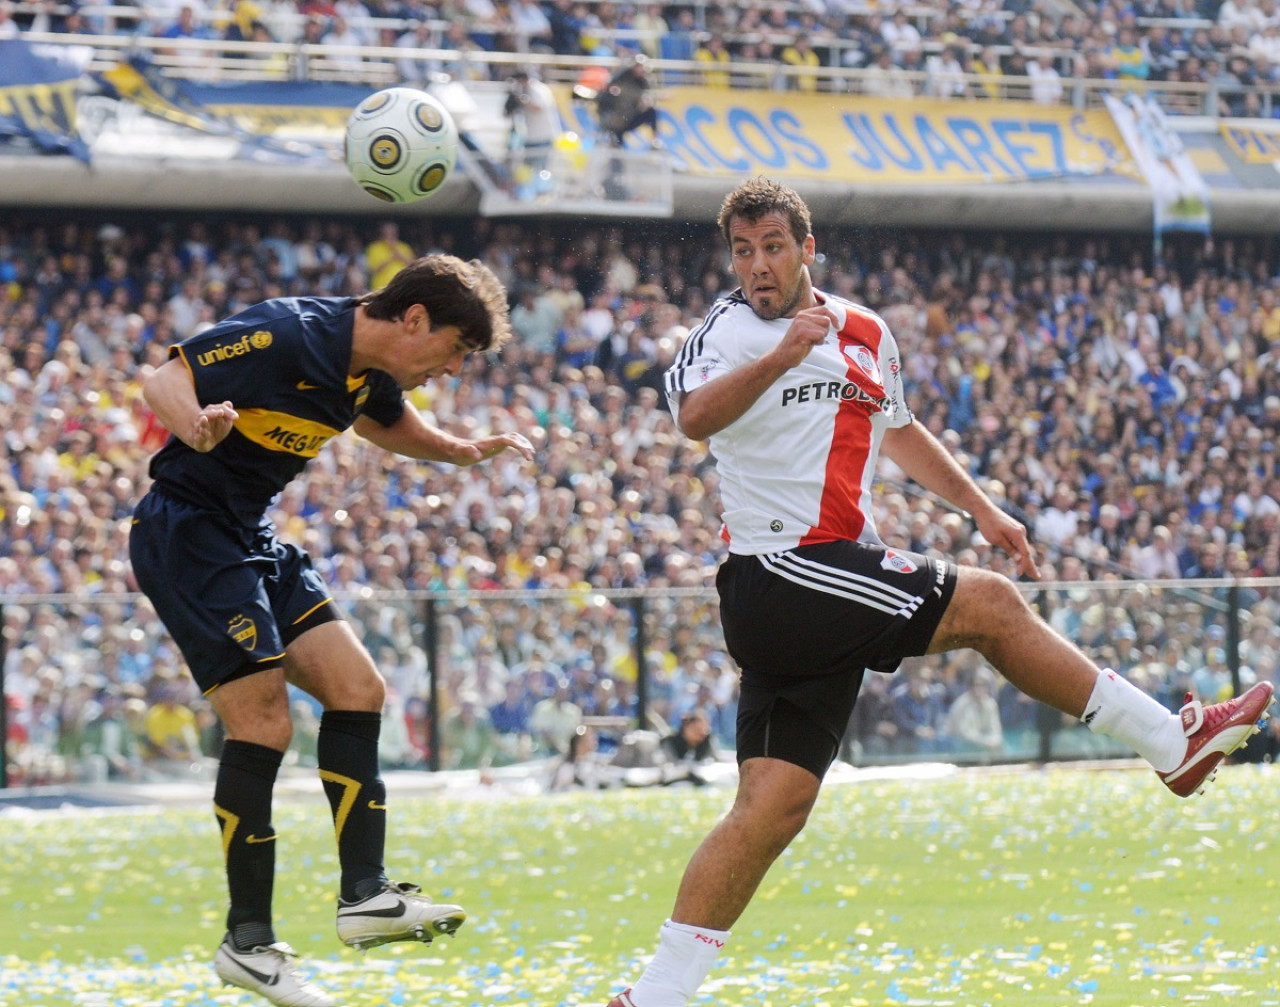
[129,489,339,694]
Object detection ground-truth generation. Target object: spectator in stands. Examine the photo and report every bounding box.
[489,677,533,762]
[880,8,922,62]
[655,705,718,784]
[157,4,211,39]
[511,281,562,354]
[967,44,1004,100]
[322,13,366,73]
[545,0,583,55]
[0,0,18,38]
[1106,24,1152,82]
[440,690,499,768]
[81,688,147,780]
[529,674,583,755]
[862,44,914,98]
[941,665,1004,755]
[658,8,696,68]
[780,32,822,93]
[1026,49,1064,106]
[926,42,968,100]
[365,222,413,290]
[891,666,946,754]
[509,0,551,52]
[694,32,731,88]
[141,681,205,767]
[395,19,438,85]
[630,1,666,59]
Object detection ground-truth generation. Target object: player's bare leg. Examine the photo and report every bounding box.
[926,567,1099,717]
[613,758,819,1006]
[671,757,818,929]
[929,566,1273,795]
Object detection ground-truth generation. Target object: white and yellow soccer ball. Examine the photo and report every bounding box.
[344,87,459,204]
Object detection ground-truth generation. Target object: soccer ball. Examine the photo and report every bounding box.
[344,87,459,204]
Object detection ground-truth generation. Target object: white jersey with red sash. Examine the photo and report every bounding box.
[664,288,913,555]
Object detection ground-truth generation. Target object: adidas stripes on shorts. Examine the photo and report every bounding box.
[717,540,958,778]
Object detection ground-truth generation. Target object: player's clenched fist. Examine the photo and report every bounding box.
[775,305,839,369]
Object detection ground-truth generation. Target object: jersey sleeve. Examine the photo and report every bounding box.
[662,309,734,426]
[878,323,914,429]
[357,369,407,428]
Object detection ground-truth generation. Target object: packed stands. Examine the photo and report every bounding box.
[1,209,1278,784]
[7,0,1280,114]
[3,0,1280,787]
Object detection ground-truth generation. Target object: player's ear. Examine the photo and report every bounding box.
[802,234,816,266]
[406,303,430,331]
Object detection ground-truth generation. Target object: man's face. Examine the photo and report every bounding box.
[390,306,470,389]
[727,211,814,321]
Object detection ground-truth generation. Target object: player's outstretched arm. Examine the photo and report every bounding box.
[882,419,1040,579]
[142,358,238,453]
[354,411,535,466]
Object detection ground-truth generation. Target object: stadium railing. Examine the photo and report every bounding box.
[20,29,1272,119]
[1,577,1275,790]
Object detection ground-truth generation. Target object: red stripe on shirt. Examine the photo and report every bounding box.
[799,309,885,546]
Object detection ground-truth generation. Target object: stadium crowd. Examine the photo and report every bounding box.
[7,0,1280,114]
[0,210,1279,787]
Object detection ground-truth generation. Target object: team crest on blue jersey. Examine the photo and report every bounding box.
[844,344,881,383]
[880,550,917,574]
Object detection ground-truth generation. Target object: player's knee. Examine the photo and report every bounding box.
[941,569,1032,651]
[227,705,293,750]
[326,662,385,713]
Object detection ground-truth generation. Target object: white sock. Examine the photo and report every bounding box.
[628,919,730,1007]
[1081,668,1186,772]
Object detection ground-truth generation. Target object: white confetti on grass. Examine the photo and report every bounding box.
[2,764,1279,1005]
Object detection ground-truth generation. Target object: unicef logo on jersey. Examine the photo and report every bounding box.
[844,344,881,383]
[880,550,917,575]
[196,330,274,367]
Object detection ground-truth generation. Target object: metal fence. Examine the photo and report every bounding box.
[3,577,1277,789]
[17,28,1279,120]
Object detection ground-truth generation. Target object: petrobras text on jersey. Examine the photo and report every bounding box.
[780,379,889,411]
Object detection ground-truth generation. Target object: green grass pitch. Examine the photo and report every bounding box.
[1,763,1278,1006]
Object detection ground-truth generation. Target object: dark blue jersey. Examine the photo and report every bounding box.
[148,296,405,524]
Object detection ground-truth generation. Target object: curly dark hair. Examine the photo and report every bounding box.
[716,176,812,248]
[357,254,513,352]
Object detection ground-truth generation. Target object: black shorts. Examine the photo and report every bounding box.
[129,489,340,694]
[718,540,958,779]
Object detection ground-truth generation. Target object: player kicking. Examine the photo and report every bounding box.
[603,178,1274,1007]
[130,255,534,1007]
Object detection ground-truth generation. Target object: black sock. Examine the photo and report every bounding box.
[214,740,283,950]
[318,710,389,903]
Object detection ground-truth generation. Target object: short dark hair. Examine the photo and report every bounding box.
[358,254,512,352]
[717,176,812,248]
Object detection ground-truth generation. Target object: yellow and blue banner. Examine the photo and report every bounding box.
[558,86,1136,185]
[0,39,89,161]
[1219,121,1280,164]
[98,56,341,162]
